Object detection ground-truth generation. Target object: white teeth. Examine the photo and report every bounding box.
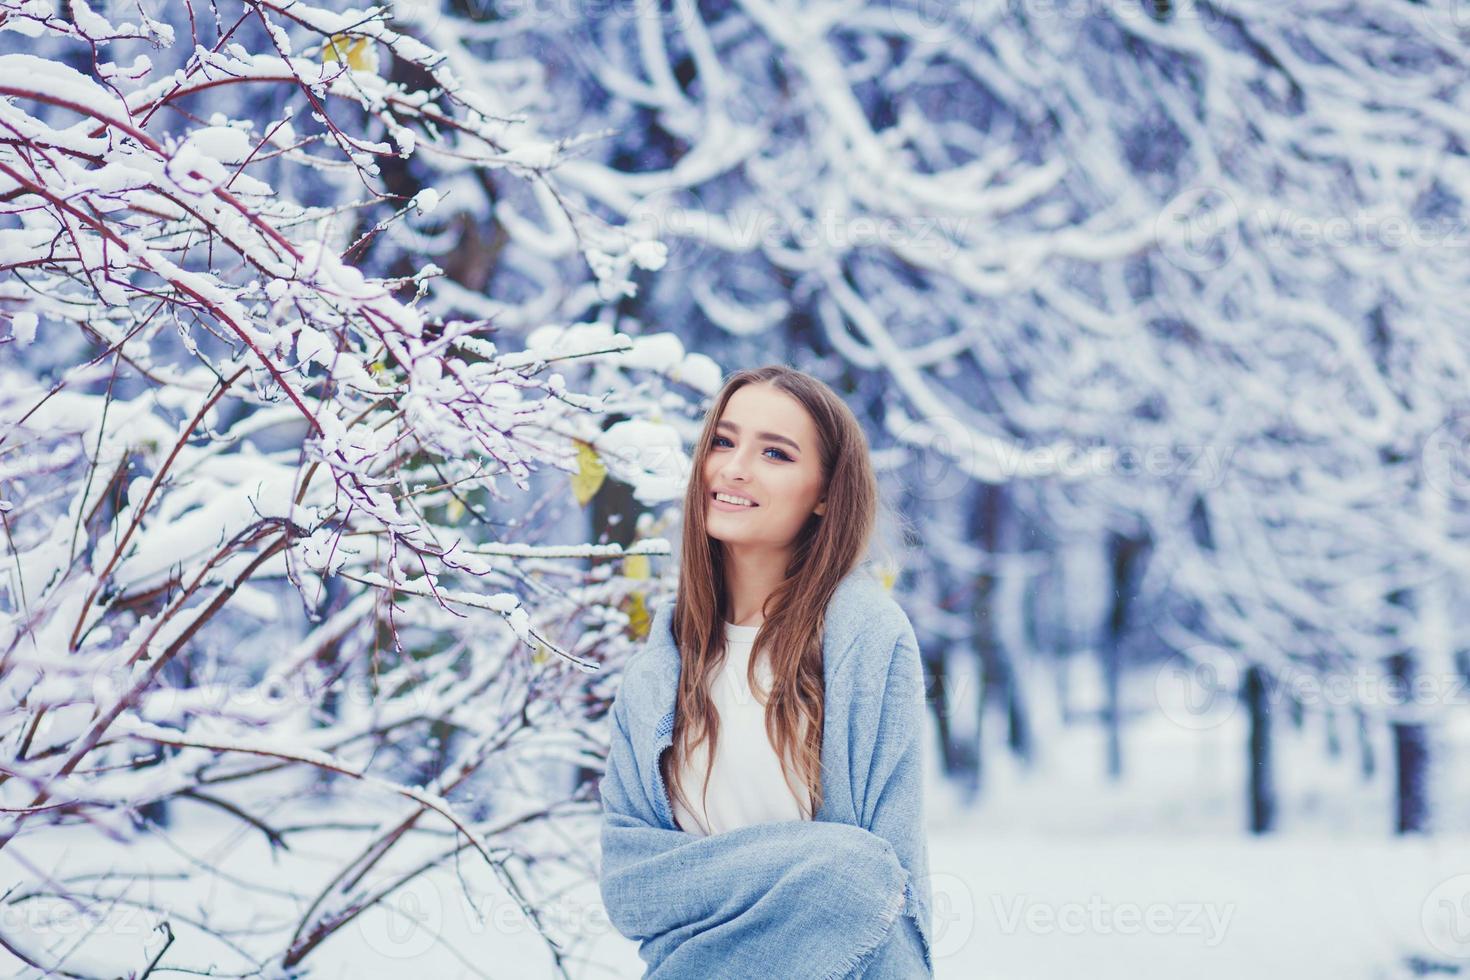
[714,492,754,507]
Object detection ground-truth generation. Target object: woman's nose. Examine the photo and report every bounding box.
[720,452,751,481]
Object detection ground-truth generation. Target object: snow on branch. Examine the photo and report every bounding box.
[0,0,699,971]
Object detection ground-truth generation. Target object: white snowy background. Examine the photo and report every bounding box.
[1,0,1468,976]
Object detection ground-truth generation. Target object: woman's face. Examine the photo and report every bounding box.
[702,382,827,553]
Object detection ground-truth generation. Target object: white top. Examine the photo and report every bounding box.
[669,621,813,836]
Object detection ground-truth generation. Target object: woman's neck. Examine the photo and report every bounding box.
[721,547,790,626]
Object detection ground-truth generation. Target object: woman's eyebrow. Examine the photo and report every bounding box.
[715,420,800,452]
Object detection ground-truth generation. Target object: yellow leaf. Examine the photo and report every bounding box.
[446,498,465,522]
[623,553,650,580]
[622,591,650,640]
[879,564,898,592]
[532,643,549,666]
[570,439,606,506]
[323,33,377,73]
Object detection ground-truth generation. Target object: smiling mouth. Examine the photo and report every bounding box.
[711,491,758,508]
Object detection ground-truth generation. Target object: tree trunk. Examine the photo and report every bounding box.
[1390,651,1429,833]
[1103,531,1149,780]
[1245,663,1275,834]
[970,484,1005,792]
[1356,708,1375,780]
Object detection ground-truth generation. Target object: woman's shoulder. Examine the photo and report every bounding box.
[827,566,908,630]
[611,599,680,716]
[823,566,914,669]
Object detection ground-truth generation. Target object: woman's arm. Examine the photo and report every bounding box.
[846,618,935,977]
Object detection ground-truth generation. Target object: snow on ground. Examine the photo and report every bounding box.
[6,694,1468,978]
[8,816,1460,978]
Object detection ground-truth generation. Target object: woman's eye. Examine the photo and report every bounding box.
[712,435,789,461]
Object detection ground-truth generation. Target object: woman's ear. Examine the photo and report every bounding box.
[813,499,826,517]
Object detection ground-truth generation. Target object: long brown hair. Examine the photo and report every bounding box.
[663,365,878,826]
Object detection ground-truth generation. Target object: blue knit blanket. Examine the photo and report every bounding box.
[599,568,934,978]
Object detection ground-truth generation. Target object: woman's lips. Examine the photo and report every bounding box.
[710,492,758,512]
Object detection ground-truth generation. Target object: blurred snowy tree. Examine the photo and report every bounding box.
[410,0,1470,833]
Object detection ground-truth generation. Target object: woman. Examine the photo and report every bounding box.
[598,365,935,979]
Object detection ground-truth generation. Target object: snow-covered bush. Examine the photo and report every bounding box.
[0,0,717,971]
